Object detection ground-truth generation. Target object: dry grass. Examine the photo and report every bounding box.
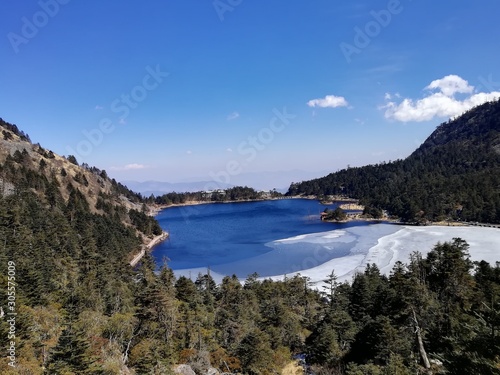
[0,127,143,215]
[282,361,304,375]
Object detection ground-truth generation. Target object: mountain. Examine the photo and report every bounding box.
[0,118,166,373]
[287,100,500,223]
[0,117,165,252]
[219,169,331,192]
[123,169,328,196]
[0,118,156,215]
[0,117,165,251]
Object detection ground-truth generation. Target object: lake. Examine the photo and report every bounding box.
[153,199,399,281]
[153,199,500,285]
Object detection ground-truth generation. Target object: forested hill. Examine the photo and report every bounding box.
[0,118,162,373]
[287,100,500,223]
[0,117,162,238]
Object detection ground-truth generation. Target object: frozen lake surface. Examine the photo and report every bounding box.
[154,200,500,287]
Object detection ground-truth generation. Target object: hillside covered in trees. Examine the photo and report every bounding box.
[0,118,499,374]
[287,100,500,224]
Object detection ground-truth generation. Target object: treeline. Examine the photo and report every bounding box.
[288,100,500,224]
[0,117,31,142]
[0,115,146,206]
[65,153,145,204]
[154,186,275,205]
[129,207,163,236]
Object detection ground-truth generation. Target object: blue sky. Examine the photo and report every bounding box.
[1,0,500,189]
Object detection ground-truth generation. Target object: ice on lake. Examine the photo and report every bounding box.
[173,224,500,289]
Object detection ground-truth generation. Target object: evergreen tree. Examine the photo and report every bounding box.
[46,326,96,374]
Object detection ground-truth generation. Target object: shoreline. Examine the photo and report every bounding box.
[172,224,500,287]
[141,197,499,286]
[129,231,169,267]
[147,201,212,216]
[147,196,307,216]
[338,202,364,210]
[147,195,500,228]
[321,216,471,228]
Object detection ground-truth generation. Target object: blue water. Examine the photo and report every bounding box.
[153,199,381,272]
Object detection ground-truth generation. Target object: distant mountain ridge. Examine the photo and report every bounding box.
[288,100,500,223]
[124,169,328,196]
[122,180,234,196]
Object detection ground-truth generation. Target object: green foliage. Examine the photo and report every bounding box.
[323,207,347,221]
[2,129,13,140]
[363,205,383,219]
[67,154,78,165]
[288,100,500,223]
[346,363,383,375]
[154,186,263,205]
[225,186,261,200]
[73,171,89,186]
[129,208,163,236]
[1,183,499,374]
[0,118,30,141]
[46,325,96,374]
[237,329,275,375]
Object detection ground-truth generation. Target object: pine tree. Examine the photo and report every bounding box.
[46,325,96,374]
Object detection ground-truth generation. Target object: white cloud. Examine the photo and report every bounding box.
[425,74,473,97]
[124,163,146,170]
[307,95,349,108]
[95,105,104,110]
[382,75,500,122]
[227,111,240,121]
[110,163,147,171]
[226,148,233,152]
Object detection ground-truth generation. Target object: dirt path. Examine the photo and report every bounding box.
[129,231,169,267]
